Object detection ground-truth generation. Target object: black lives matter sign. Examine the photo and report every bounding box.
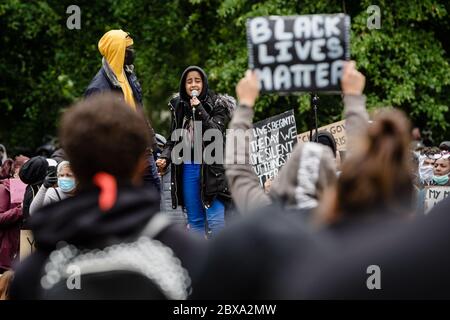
[250,110,297,186]
[246,14,350,93]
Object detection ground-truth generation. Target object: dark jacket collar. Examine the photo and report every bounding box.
[29,185,160,252]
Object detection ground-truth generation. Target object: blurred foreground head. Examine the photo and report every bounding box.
[59,93,150,190]
[330,109,414,221]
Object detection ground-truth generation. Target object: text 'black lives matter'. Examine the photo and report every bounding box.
[246,14,350,93]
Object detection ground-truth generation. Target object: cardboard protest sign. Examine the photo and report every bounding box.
[20,230,36,261]
[246,14,350,93]
[424,186,450,214]
[298,119,346,151]
[251,110,297,186]
[9,178,27,204]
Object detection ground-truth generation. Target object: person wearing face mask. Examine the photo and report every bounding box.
[84,29,160,194]
[29,161,76,215]
[414,154,435,215]
[418,155,435,187]
[10,94,204,300]
[431,156,450,186]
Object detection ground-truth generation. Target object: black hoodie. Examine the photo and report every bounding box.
[176,66,216,126]
[18,156,49,225]
[10,185,206,299]
[29,186,160,251]
[179,65,209,104]
[312,131,337,158]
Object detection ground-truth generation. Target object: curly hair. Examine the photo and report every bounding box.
[59,93,150,189]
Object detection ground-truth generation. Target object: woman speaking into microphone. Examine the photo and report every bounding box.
[156,66,235,238]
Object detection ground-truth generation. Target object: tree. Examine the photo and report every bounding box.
[1,0,449,155]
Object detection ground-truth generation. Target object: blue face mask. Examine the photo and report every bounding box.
[433,174,449,186]
[58,177,75,193]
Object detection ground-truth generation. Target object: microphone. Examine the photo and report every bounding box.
[191,90,199,117]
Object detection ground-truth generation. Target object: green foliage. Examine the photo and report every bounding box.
[1,0,449,155]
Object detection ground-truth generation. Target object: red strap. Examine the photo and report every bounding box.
[93,172,117,212]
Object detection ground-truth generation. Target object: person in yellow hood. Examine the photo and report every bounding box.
[85,30,161,194]
[85,30,141,109]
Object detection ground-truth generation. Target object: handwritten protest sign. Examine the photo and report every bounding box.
[298,119,346,151]
[246,14,350,92]
[20,230,36,261]
[9,178,27,204]
[424,186,450,214]
[251,110,297,186]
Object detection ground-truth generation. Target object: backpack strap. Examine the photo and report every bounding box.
[31,184,37,198]
[54,188,62,201]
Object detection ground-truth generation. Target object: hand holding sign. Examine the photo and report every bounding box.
[236,70,260,108]
[342,61,365,95]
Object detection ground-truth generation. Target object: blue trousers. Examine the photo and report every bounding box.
[182,163,225,236]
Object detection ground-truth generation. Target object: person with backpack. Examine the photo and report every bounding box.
[10,93,205,300]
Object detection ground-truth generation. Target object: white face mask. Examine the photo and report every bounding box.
[419,165,434,183]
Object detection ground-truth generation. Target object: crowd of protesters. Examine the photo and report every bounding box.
[1,29,450,300]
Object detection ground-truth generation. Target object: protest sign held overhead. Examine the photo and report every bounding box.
[246,14,350,93]
[298,119,347,151]
[250,110,298,186]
